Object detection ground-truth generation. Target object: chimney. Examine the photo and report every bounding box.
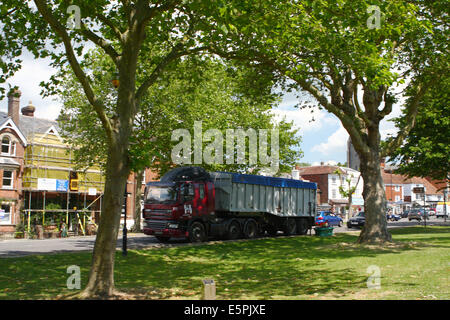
[8,88,21,125]
[380,157,386,170]
[21,101,36,117]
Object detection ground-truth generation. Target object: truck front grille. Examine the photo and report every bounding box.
[145,220,169,230]
[144,209,172,219]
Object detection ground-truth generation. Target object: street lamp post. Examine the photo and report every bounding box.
[423,190,427,228]
[444,188,448,223]
[122,185,129,256]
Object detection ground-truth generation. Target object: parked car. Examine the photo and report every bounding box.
[315,211,343,227]
[436,212,449,218]
[401,210,410,219]
[408,209,428,221]
[386,213,401,221]
[347,211,365,229]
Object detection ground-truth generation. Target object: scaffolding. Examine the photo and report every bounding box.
[21,122,105,235]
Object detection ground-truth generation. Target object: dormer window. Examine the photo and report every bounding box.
[1,136,16,156]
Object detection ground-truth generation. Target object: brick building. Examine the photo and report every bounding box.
[0,89,158,238]
[381,163,445,213]
[297,165,363,216]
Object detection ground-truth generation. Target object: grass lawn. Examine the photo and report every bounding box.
[0,226,449,300]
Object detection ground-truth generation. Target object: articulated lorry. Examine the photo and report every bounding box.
[143,166,317,243]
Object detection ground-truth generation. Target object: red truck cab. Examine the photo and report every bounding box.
[142,180,215,242]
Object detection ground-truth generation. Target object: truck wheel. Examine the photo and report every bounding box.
[266,225,278,237]
[188,222,207,243]
[283,219,297,236]
[227,220,242,240]
[297,220,309,235]
[243,219,259,239]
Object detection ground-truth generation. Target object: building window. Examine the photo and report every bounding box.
[1,136,15,156]
[0,204,11,225]
[2,170,13,189]
[332,189,337,199]
[395,186,400,192]
[331,176,337,185]
[395,195,400,202]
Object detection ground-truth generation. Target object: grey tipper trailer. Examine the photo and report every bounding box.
[143,166,318,243]
[210,171,317,235]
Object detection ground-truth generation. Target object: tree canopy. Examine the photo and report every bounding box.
[57,51,302,176]
[0,0,447,297]
[197,0,448,242]
[385,74,450,183]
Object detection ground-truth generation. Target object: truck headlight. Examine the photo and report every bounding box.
[167,223,178,229]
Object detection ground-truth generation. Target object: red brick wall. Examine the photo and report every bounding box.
[0,128,25,234]
[301,174,329,204]
[385,185,403,202]
[123,169,159,221]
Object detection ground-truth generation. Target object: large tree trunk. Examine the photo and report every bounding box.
[357,130,392,243]
[77,41,139,297]
[79,141,130,298]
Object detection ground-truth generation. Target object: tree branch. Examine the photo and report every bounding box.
[96,13,123,41]
[378,91,394,120]
[135,44,207,103]
[1,7,18,18]
[143,0,182,22]
[81,25,120,65]
[33,0,113,141]
[382,76,438,156]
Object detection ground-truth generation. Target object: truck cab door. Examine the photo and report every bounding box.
[193,183,208,217]
[180,183,195,218]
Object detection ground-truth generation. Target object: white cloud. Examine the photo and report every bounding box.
[312,160,338,166]
[311,125,349,156]
[271,107,337,133]
[1,51,60,120]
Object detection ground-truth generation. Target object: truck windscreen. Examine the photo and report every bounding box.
[146,186,178,203]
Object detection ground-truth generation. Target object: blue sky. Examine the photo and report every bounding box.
[274,90,349,165]
[1,51,401,166]
[274,84,403,165]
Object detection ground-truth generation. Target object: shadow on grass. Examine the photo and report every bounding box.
[111,232,432,299]
[390,226,450,235]
[0,253,93,300]
[1,227,449,299]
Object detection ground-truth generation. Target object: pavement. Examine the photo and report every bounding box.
[0,216,448,258]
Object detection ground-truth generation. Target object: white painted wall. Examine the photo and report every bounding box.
[328,168,363,200]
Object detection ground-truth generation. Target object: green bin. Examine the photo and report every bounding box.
[314,226,334,237]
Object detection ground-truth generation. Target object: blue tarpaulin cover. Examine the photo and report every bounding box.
[228,172,317,190]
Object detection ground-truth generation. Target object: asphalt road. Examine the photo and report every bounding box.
[1,216,448,258]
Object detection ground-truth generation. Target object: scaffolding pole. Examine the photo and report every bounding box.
[21,127,105,236]
[43,191,46,225]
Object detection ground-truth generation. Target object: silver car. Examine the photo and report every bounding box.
[408,209,427,221]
